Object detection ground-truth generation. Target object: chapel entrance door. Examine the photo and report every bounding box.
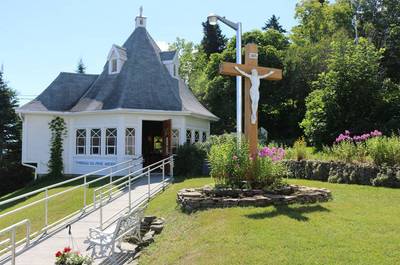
[141,119,172,168]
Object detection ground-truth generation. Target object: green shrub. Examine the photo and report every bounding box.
[208,137,287,190]
[292,137,307,161]
[208,136,250,187]
[366,136,400,166]
[327,141,359,163]
[174,143,206,177]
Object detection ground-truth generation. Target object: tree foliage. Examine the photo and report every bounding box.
[200,21,227,57]
[0,70,32,195]
[48,117,67,178]
[262,15,286,33]
[76,58,86,74]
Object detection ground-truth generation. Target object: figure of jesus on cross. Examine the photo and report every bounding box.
[220,43,282,156]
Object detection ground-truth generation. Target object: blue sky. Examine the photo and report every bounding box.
[0,0,299,105]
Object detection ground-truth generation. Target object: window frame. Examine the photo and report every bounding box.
[75,129,86,155]
[105,128,117,156]
[90,128,102,155]
[125,128,135,156]
[172,128,180,154]
[186,129,192,144]
[202,131,207,143]
[194,130,200,143]
[111,58,118,73]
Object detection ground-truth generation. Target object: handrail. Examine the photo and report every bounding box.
[0,219,30,265]
[0,155,173,264]
[0,157,141,206]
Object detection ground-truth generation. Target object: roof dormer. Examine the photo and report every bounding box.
[160,50,179,78]
[135,6,147,28]
[107,44,127,75]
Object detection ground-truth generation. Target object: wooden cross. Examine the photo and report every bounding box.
[219,43,282,156]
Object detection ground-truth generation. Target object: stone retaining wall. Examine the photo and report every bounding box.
[283,160,400,188]
[177,185,331,212]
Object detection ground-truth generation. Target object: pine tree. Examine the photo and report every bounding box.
[76,58,86,74]
[0,70,20,163]
[262,15,286,33]
[200,21,227,57]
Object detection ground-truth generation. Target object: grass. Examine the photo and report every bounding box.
[0,176,121,245]
[140,177,400,265]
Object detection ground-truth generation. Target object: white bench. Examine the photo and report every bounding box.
[87,207,144,258]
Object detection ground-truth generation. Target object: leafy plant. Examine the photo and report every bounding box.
[292,137,307,161]
[366,136,400,167]
[48,116,67,178]
[174,143,206,177]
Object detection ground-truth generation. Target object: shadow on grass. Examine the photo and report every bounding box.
[244,204,330,222]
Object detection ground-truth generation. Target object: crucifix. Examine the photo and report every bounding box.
[220,43,282,156]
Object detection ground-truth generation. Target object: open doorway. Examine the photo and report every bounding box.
[142,120,171,167]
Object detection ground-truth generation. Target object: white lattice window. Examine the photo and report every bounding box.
[125,128,135,155]
[76,129,86,155]
[106,128,117,155]
[186,129,192,144]
[111,59,118,73]
[194,130,200,143]
[172,129,179,154]
[90,129,101,155]
[202,132,207,142]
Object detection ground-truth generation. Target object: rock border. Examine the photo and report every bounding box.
[177,185,331,212]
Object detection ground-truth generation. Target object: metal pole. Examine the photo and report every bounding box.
[162,160,165,190]
[93,191,97,210]
[169,157,174,180]
[236,22,242,146]
[26,221,30,247]
[44,189,48,229]
[99,193,103,230]
[83,176,87,209]
[128,175,132,211]
[109,168,113,198]
[10,229,16,265]
[147,167,151,201]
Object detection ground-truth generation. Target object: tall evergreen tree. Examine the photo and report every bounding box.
[262,15,286,33]
[0,70,20,163]
[76,58,86,74]
[200,21,227,57]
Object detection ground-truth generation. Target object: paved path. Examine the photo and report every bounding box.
[1,174,169,265]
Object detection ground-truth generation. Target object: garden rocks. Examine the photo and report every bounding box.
[283,160,400,188]
[177,185,331,212]
[125,216,165,264]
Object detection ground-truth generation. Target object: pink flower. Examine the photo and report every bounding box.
[232,155,238,161]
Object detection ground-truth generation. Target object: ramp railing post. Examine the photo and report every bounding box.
[147,167,151,201]
[162,159,165,190]
[10,228,16,265]
[128,175,132,211]
[44,189,48,230]
[83,175,87,210]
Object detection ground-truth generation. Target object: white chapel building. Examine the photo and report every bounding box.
[17,12,217,175]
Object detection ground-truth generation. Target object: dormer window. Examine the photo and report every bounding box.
[111,59,118,73]
[107,44,127,75]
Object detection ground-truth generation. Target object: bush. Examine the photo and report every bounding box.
[292,137,307,161]
[0,163,33,196]
[366,136,400,167]
[208,136,287,190]
[174,143,206,177]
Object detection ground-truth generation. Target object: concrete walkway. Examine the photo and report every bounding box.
[1,174,169,265]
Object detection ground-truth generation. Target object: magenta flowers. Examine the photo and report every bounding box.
[258,146,286,161]
[335,129,382,144]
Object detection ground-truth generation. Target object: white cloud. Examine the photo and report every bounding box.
[156,40,169,51]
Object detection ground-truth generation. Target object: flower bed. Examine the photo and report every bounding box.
[177,185,331,212]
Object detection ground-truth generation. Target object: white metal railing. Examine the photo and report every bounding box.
[0,157,143,259]
[0,219,30,265]
[94,156,174,229]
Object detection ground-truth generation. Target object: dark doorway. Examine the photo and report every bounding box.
[142,120,172,167]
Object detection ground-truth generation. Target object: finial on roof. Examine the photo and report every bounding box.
[135,6,147,28]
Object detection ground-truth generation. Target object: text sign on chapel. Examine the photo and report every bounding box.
[220,43,282,156]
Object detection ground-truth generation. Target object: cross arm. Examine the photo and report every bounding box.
[219,62,282,81]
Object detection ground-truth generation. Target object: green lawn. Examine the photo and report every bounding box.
[140,177,400,265]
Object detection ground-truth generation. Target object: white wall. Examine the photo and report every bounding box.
[21,112,210,175]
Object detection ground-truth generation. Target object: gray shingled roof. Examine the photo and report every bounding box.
[18,27,217,120]
[19,73,98,111]
[160,51,176,61]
